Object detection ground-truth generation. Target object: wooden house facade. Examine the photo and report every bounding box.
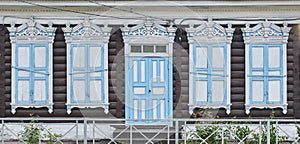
[0,1,300,124]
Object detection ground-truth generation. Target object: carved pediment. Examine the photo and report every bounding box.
[7,17,56,42]
[63,17,111,42]
[186,20,235,43]
[121,19,176,37]
[242,21,291,43]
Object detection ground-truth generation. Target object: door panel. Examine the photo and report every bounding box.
[127,57,171,124]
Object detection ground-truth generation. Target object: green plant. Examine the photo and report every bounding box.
[19,115,62,144]
[251,111,288,144]
[231,124,253,144]
[182,109,225,144]
[43,128,62,144]
[19,118,44,144]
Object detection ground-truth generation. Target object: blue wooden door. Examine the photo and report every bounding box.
[126,57,172,124]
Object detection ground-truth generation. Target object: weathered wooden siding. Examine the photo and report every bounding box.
[0,26,6,117]
[292,25,300,118]
[108,28,125,118]
[173,28,190,118]
[0,24,299,118]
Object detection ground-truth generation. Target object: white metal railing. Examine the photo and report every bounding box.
[0,118,300,144]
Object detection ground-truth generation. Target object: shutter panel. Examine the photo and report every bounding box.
[73,80,85,102]
[16,45,31,103]
[18,81,30,102]
[252,47,264,68]
[268,80,281,102]
[250,46,265,103]
[211,81,224,102]
[267,46,282,103]
[252,81,264,102]
[34,80,46,101]
[89,45,104,103]
[195,47,207,68]
[194,46,209,103]
[71,46,86,102]
[212,46,224,68]
[33,45,48,103]
[195,81,207,102]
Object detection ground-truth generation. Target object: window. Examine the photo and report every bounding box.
[186,21,235,114]
[242,22,291,114]
[8,18,56,114]
[63,18,111,114]
[130,45,167,53]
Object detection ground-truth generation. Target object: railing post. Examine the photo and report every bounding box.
[259,121,262,144]
[175,120,179,144]
[267,120,271,144]
[275,121,278,144]
[93,120,95,144]
[38,123,41,144]
[1,120,4,144]
[184,121,187,144]
[221,126,224,144]
[84,119,87,144]
[76,120,79,144]
[167,123,170,144]
[130,125,133,144]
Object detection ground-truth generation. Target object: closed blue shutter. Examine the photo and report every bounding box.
[193,44,227,105]
[15,44,49,104]
[249,44,283,104]
[70,44,104,104]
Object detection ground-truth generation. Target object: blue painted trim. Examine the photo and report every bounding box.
[249,44,283,104]
[70,44,105,104]
[193,44,227,105]
[15,44,49,104]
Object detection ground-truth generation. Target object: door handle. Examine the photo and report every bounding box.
[149,90,151,93]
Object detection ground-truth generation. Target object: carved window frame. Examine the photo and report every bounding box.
[186,20,235,114]
[242,21,291,114]
[8,18,56,114]
[63,18,111,114]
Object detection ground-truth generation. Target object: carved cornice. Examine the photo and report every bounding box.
[62,17,111,43]
[121,19,176,38]
[186,19,235,44]
[241,21,291,44]
[7,17,56,43]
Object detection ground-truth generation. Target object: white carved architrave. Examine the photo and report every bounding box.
[186,20,235,115]
[8,17,56,114]
[121,19,176,124]
[121,20,176,57]
[63,17,111,114]
[242,21,291,114]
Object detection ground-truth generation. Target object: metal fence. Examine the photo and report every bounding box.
[0,117,300,144]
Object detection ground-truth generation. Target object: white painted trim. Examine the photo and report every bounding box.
[242,22,291,114]
[2,1,300,7]
[186,20,234,115]
[8,18,56,114]
[63,18,111,114]
[188,42,194,115]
